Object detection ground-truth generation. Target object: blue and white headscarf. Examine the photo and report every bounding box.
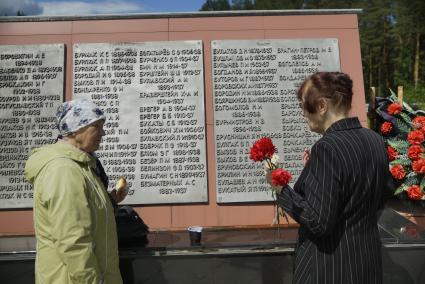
[56,99,106,136]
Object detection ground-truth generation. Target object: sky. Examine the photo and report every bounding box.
[0,0,207,16]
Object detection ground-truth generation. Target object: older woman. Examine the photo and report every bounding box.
[267,72,392,283]
[25,99,123,284]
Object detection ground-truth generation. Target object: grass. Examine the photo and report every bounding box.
[403,85,425,111]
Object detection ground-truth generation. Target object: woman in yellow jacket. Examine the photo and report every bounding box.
[25,99,124,284]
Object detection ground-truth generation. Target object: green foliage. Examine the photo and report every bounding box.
[200,0,231,11]
[232,0,255,10]
[200,0,305,11]
[394,184,408,195]
[400,113,412,125]
[404,175,421,186]
[375,91,425,199]
[387,139,409,152]
[390,157,411,166]
[421,177,425,191]
[360,0,425,105]
[394,117,411,133]
[199,0,425,108]
[403,85,425,111]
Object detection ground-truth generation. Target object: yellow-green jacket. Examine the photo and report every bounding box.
[25,142,123,284]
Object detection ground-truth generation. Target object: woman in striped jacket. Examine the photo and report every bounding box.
[267,72,392,284]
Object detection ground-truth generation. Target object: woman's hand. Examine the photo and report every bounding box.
[111,188,127,204]
[112,176,128,203]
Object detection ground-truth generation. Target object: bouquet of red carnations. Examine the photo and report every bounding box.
[249,137,292,189]
[249,137,292,225]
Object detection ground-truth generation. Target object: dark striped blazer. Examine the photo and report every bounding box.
[277,117,392,284]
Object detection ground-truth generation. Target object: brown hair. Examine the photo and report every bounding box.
[297,72,353,114]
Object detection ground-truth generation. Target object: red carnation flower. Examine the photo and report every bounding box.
[387,103,402,115]
[390,164,405,180]
[408,145,424,160]
[249,137,277,162]
[387,146,398,161]
[412,158,425,174]
[380,122,393,135]
[271,168,292,186]
[406,185,423,200]
[407,130,425,145]
[413,116,425,134]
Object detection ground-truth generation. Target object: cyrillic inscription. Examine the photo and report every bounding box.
[73,41,207,204]
[212,39,340,203]
[0,44,64,208]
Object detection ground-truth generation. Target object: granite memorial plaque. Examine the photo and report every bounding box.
[0,44,64,208]
[73,41,207,204]
[212,39,340,203]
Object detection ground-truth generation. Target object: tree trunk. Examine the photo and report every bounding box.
[382,16,387,94]
[414,31,420,90]
[369,49,373,88]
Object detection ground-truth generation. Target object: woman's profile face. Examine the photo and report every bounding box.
[73,119,106,153]
[302,106,325,134]
[300,94,327,134]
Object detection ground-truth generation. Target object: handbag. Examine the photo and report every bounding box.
[115,206,149,248]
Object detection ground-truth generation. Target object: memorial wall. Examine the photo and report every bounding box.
[1,39,339,207]
[0,11,365,231]
[73,41,208,204]
[212,39,339,202]
[0,44,64,208]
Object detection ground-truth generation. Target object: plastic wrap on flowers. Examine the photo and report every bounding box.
[373,89,425,203]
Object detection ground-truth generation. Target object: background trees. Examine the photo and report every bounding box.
[200,0,425,108]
